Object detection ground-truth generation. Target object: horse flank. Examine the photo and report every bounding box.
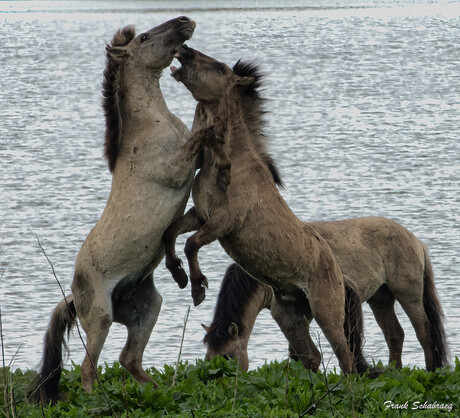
[102,25,136,172]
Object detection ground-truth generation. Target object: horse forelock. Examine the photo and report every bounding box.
[102,25,136,173]
[203,264,261,349]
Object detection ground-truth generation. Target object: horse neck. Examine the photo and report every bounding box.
[216,95,254,155]
[240,97,268,157]
[239,285,274,351]
[118,64,170,128]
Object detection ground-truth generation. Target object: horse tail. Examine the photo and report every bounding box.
[343,275,368,374]
[421,241,449,369]
[30,294,77,404]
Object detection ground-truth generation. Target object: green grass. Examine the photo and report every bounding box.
[1,357,459,417]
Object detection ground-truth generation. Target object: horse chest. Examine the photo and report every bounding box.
[192,164,223,220]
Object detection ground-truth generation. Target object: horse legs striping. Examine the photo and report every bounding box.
[113,275,161,386]
[270,291,321,371]
[163,207,203,289]
[368,285,404,368]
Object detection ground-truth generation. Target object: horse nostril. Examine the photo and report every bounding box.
[178,16,190,23]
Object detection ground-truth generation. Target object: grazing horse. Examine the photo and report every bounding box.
[203,217,449,372]
[32,18,222,404]
[164,46,363,374]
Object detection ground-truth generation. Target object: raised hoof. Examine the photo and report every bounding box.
[173,268,189,289]
[193,290,206,306]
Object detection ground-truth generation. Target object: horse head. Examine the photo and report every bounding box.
[106,17,196,74]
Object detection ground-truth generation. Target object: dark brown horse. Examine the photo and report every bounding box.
[164,46,365,374]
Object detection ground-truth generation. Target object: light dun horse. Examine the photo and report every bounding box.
[33,17,222,404]
[165,45,365,374]
[204,217,449,372]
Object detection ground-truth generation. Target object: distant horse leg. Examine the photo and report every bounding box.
[270,291,320,371]
[307,283,355,374]
[73,274,113,393]
[113,274,161,386]
[184,212,234,306]
[368,285,404,368]
[395,294,435,371]
[163,207,203,289]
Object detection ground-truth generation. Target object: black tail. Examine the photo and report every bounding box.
[30,295,76,404]
[343,275,368,374]
[421,243,449,369]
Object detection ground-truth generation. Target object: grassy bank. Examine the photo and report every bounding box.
[1,357,459,417]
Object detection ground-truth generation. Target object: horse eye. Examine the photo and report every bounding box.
[140,33,148,43]
[218,63,226,74]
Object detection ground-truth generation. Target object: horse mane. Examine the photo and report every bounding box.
[232,60,284,187]
[102,25,136,173]
[203,264,262,350]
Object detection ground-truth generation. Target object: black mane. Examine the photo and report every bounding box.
[203,264,262,349]
[232,60,284,187]
[102,25,136,173]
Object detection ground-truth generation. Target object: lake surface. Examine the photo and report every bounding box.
[0,0,458,374]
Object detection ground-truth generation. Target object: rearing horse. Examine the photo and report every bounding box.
[165,46,362,374]
[33,18,221,404]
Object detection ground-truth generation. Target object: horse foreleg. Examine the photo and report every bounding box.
[184,214,234,306]
[163,207,203,289]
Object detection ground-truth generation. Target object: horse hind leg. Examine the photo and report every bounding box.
[72,272,113,393]
[270,290,321,371]
[113,275,161,386]
[368,284,404,368]
[307,282,356,374]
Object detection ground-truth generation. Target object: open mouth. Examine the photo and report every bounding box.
[170,63,183,81]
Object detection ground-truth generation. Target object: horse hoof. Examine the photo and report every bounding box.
[193,292,206,306]
[366,367,384,379]
[173,269,189,289]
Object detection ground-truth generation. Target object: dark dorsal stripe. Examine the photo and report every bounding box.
[102,25,136,173]
[203,264,262,349]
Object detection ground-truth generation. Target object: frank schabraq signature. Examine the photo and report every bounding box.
[384,400,453,412]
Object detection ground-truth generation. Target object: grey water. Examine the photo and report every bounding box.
[0,1,458,374]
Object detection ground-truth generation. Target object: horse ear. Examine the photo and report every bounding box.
[235,75,256,86]
[201,323,211,333]
[228,322,239,339]
[106,45,130,60]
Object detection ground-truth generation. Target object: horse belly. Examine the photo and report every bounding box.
[219,216,311,291]
[83,183,190,280]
